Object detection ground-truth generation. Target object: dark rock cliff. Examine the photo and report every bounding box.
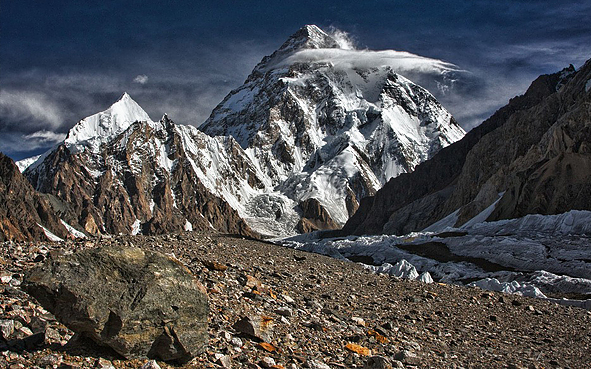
[0,153,68,241]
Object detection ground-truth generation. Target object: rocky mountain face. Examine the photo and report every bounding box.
[200,25,464,235]
[343,59,591,235]
[25,94,260,238]
[0,153,68,242]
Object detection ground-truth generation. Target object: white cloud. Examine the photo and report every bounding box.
[133,74,149,84]
[23,130,66,144]
[0,90,63,129]
[0,130,65,157]
[276,48,463,77]
[327,27,355,50]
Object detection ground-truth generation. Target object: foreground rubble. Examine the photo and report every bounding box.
[1,233,590,368]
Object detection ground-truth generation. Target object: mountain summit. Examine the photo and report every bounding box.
[64,92,152,153]
[201,25,465,234]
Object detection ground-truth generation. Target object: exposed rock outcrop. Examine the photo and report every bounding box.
[23,245,208,362]
[0,153,68,242]
[296,198,339,233]
[343,61,591,235]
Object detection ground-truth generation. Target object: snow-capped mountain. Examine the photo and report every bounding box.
[25,94,263,237]
[201,25,464,234]
[23,25,465,238]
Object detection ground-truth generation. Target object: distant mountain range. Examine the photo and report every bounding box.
[3,25,589,244]
[4,25,463,241]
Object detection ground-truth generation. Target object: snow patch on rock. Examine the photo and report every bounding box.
[60,220,86,238]
[37,223,64,242]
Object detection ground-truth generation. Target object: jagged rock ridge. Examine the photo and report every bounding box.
[343,59,591,235]
[25,94,260,238]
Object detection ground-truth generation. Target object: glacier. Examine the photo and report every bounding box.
[281,209,591,308]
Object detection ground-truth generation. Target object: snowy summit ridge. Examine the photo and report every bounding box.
[201,25,465,235]
[64,92,153,153]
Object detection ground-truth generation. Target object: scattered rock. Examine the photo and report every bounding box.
[345,342,372,356]
[364,355,392,369]
[233,315,274,342]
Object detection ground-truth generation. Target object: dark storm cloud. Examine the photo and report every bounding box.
[1,0,589,159]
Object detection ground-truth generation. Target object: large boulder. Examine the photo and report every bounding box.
[22,245,208,362]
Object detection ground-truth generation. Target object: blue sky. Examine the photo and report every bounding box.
[1,1,590,160]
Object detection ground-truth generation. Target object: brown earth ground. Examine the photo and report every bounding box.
[0,232,590,368]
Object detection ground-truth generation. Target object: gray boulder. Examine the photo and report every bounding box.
[22,245,208,362]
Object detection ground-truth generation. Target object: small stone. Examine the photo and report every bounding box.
[260,356,276,368]
[213,354,232,368]
[233,315,274,342]
[36,354,62,367]
[231,337,243,347]
[282,294,295,304]
[201,260,228,272]
[352,317,366,326]
[257,342,277,352]
[305,359,331,369]
[0,274,12,284]
[394,350,419,365]
[0,320,15,339]
[18,326,33,337]
[95,358,115,369]
[345,342,372,356]
[44,326,61,344]
[275,306,293,317]
[220,330,232,341]
[364,355,392,369]
[140,360,161,369]
[242,275,262,290]
[392,360,405,368]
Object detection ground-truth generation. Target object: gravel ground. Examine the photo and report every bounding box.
[1,233,590,368]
